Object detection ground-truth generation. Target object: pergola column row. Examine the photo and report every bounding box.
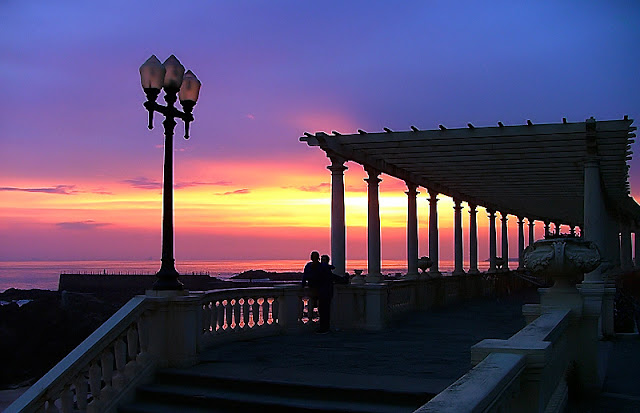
[328,157,586,280]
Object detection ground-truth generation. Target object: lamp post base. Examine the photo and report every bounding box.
[153,259,184,290]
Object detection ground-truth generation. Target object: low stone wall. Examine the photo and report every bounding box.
[58,274,223,295]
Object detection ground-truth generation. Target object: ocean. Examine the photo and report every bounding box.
[0,259,489,292]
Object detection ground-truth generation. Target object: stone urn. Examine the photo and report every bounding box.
[417,256,433,274]
[523,237,601,288]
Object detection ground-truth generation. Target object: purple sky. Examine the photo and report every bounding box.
[1,1,640,261]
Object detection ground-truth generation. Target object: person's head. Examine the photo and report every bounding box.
[321,254,330,264]
[310,251,320,262]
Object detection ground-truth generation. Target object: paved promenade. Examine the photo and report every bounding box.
[196,289,538,396]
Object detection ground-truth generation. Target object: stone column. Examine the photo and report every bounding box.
[583,159,607,282]
[365,168,382,283]
[468,204,479,275]
[517,216,525,270]
[428,189,441,276]
[405,183,420,279]
[501,213,509,271]
[453,199,465,276]
[328,156,347,276]
[488,209,497,274]
[620,223,633,270]
[544,221,551,238]
[635,232,640,267]
[528,218,535,247]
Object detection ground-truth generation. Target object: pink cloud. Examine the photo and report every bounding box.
[0,185,79,195]
[216,189,251,195]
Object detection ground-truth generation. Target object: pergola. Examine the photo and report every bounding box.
[300,117,638,281]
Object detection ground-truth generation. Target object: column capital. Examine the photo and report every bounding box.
[427,189,439,202]
[468,203,477,211]
[453,199,463,210]
[405,182,419,195]
[500,212,508,222]
[517,216,525,224]
[527,218,535,225]
[487,209,496,218]
[364,167,381,184]
[327,162,347,174]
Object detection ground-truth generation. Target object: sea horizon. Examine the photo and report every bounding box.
[0,258,496,293]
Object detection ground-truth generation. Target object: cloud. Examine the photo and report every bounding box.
[123,177,232,190]
[56,220,111,230]
[284,183,331,192]
[246,114,255,120]
[0,185,79,195]
[216,189,251,195]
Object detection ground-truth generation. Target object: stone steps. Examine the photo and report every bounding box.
[120,368,433,413]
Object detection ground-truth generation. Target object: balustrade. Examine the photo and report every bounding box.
[7,296,152,413]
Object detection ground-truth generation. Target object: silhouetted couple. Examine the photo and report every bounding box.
[301,251,348,334]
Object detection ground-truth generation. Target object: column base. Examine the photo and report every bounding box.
[467,269,480,275]
[428,270,442,278]
[351,275,366,285]
[365,273,384,283]
[452,269,466,276]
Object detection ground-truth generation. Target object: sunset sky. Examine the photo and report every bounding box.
[1,1,639,263]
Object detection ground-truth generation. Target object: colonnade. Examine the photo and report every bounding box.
[326,156,587,281]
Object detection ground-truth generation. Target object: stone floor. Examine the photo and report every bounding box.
[196,289,537,396]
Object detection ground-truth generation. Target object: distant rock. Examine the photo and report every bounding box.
[231,270,303,281]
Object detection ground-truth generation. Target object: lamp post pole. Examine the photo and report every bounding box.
[139,55,201,290]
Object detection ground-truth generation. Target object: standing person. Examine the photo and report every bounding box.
[302,250,321,289]
[315,254,348,334]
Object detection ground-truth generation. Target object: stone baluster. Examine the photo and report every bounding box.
[217,301,225,332]
[554,222,561,236]
[60,385,73,413]
[570,226,576,236]
[528,218,535,247]
[202,303,212,332]
[88,361,102,411]
[46,398,60,413]
[100,351,115,401]
[453,199,465,276]
[271,297,279,324]
[75,372,89,411]
[136,316,151,366]
[544,221,551,238]
[365,167,383,282]
[620,224,633,270]
[242,298,250,328]
[635,232,640,267]
[488,209,497,274]
[428,189,441,276]
[517,216,525,270]
[249,298,258,327]
[328,156,348,276]
[468,204,479,275]
[125,327,138,378]
[232,298,241,330]
[405,182,420,279]
[113,338,127,389]
[501,212,509,271]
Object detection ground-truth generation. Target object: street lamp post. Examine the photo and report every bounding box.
[139,55,201,290]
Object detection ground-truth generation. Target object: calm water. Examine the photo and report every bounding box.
[0,259,490,292]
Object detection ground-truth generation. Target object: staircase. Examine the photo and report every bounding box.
[119,367,434,413]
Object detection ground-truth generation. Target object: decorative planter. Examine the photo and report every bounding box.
[523,237,601,288]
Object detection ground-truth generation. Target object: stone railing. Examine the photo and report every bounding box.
[7,275,529,412]
[333,272,527,331]
[199,285,315,348]
[6,296,153,413]
[416,309,572,413]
